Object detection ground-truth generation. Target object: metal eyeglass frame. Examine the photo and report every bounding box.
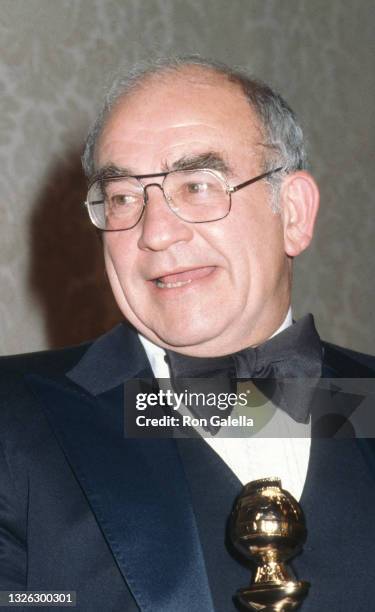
[85,166,284,231]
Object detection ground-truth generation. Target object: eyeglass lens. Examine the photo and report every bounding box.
[87,170,230,230]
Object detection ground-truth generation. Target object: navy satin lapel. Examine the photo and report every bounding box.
[67,323,150,395]
[26,375,214,612]
[314,350,364,437]
[296,438,375,610]
[357,438,375,481]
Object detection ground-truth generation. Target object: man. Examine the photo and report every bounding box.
[0,58,374,611]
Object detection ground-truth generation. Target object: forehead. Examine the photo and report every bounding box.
[95,68,265,172]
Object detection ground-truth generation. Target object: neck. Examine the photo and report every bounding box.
[139,307,293,371]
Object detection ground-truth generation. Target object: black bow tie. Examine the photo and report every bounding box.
[164,314,323,431]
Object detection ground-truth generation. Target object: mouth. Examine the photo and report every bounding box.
[151,266,216,289]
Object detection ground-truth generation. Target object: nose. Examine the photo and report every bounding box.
[137,183,193,251]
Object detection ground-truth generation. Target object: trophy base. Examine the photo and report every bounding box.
[237,580,310,611]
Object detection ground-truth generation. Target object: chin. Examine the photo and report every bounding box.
[148,320,226,352]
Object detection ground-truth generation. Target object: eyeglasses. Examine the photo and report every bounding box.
[84,166,283,231]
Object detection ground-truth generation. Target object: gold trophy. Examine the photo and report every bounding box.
[230,477,309,611]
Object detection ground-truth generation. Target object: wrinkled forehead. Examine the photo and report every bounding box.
[102,67,263,138]
[94,67,266,173]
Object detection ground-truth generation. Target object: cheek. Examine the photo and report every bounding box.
[105,230,137,262]
[103,236,137,292]
[229,211,285,277]
[103,240,144,327]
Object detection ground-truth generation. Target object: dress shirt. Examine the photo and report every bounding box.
[138,308,311,500]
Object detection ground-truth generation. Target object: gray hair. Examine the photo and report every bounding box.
[82,56,306,210]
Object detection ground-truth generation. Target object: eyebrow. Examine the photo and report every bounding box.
[92,151,233,183]
[90,164,136,183]
[167,152,233,174]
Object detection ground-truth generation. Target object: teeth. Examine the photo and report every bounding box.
[155,278,192,289]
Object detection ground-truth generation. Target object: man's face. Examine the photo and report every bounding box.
[96,69,291,356]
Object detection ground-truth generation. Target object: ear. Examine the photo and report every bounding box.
[280,171,320,257]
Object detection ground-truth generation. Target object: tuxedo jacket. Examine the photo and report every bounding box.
[0,322,374,611]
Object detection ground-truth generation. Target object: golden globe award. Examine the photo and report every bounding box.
[230,477,310,611]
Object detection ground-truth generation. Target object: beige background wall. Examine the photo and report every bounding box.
[0,0,374,355]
